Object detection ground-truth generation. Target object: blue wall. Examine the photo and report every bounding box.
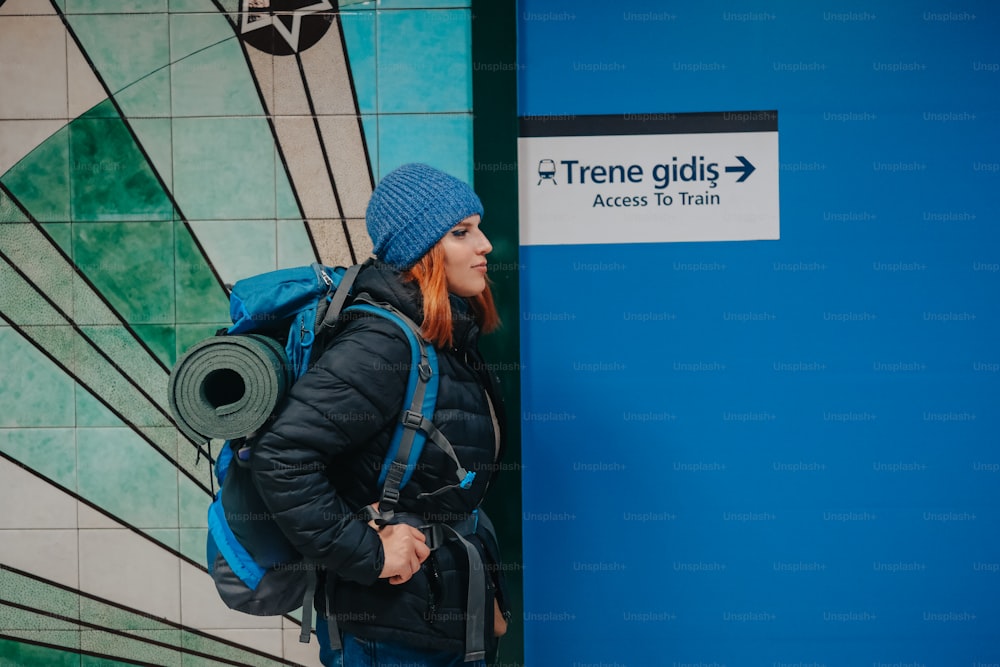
[517,2,1000,664]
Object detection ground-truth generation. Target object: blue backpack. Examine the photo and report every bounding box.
[169,262,476,646]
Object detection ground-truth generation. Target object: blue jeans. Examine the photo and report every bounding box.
[316,619,486,667]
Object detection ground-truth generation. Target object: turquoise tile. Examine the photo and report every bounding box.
[340,9,377,115]
[377,113,472,182]
[0,428,77,491]
[0,327,76,428]
[360,114,378,180]
[178,472,211,529]
[378,0,470,7]
[275,146,302,222]
[187,219,278,284]
[170,13,264,118]
[75,382,122,428]
[174,220,231,326]
[113,66,172,119]
[77,427,179,530]
[376,9,471,114]
[80,629,182,667]
[171,117,277,221]
[146,528,180,551]
[64,12,169,98]
[66,0,167,12]
[277,219,319,268]
[179,528,208,564]
[169,0,236,13]
[129,118,174,190]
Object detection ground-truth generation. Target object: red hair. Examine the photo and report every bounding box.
[403,243,500,349]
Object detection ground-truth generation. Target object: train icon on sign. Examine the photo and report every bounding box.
[537,159,557,185]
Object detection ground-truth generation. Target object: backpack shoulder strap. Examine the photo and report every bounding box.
[345,296,474,524]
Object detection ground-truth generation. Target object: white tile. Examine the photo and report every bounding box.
[0,119,68,176]
[77,502,121,529]
[178,560,282,630]
[282,627,326,667]
[0,0,61,14]
[203,628,283,657]
[78,528,181,624]
[66,23,108,118]
[0,457,77,529]
[0,529,79,588]
[0,14,68,119]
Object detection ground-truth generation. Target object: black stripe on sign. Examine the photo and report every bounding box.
[519,110,778,137]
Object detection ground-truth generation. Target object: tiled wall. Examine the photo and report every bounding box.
[0,0,474,664]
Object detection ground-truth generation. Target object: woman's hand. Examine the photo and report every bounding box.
[377,523,430,584]
[493,597,508,637]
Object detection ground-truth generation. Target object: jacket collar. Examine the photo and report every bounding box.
[353,259,479,350]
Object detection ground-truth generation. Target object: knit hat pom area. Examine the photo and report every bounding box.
[365,163,484,269]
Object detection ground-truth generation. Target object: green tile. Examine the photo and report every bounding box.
[0,222,76,318]
[72,221,174,325]
[132,324,177,368]
[0,427,77,490]
[179,631,287,667]
[79,596,174,634]
[0,602,78,632]
[77,427,179,530]
[0,187,29,223]
[39,222,74,256]
[0,123,71,223]
[175,325,229,363]
[69,108,174,222]
[0,636,80,667]
[175,221,230,325]
[0,568,80,620]
[80,629,182,667]
[171,117,277,221]
[0,327,76,428]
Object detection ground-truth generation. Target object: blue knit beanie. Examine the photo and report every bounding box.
[366,163,484,269]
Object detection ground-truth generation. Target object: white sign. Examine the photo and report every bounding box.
[518,118,780,246]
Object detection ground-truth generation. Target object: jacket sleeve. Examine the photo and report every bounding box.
[250,316,411,585]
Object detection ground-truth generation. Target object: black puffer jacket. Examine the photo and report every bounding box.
[250,259,507,654]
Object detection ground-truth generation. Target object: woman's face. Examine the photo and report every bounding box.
[439,214,493,297]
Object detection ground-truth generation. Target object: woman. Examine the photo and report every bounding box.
[250,163,510,666]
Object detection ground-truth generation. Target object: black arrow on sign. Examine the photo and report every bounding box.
[725,155,756,182]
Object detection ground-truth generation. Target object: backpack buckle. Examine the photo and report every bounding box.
[402,410,424,430]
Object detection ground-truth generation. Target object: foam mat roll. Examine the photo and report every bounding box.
[168,334,294,443]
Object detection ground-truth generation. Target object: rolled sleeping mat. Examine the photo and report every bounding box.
[168,334,294,443]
